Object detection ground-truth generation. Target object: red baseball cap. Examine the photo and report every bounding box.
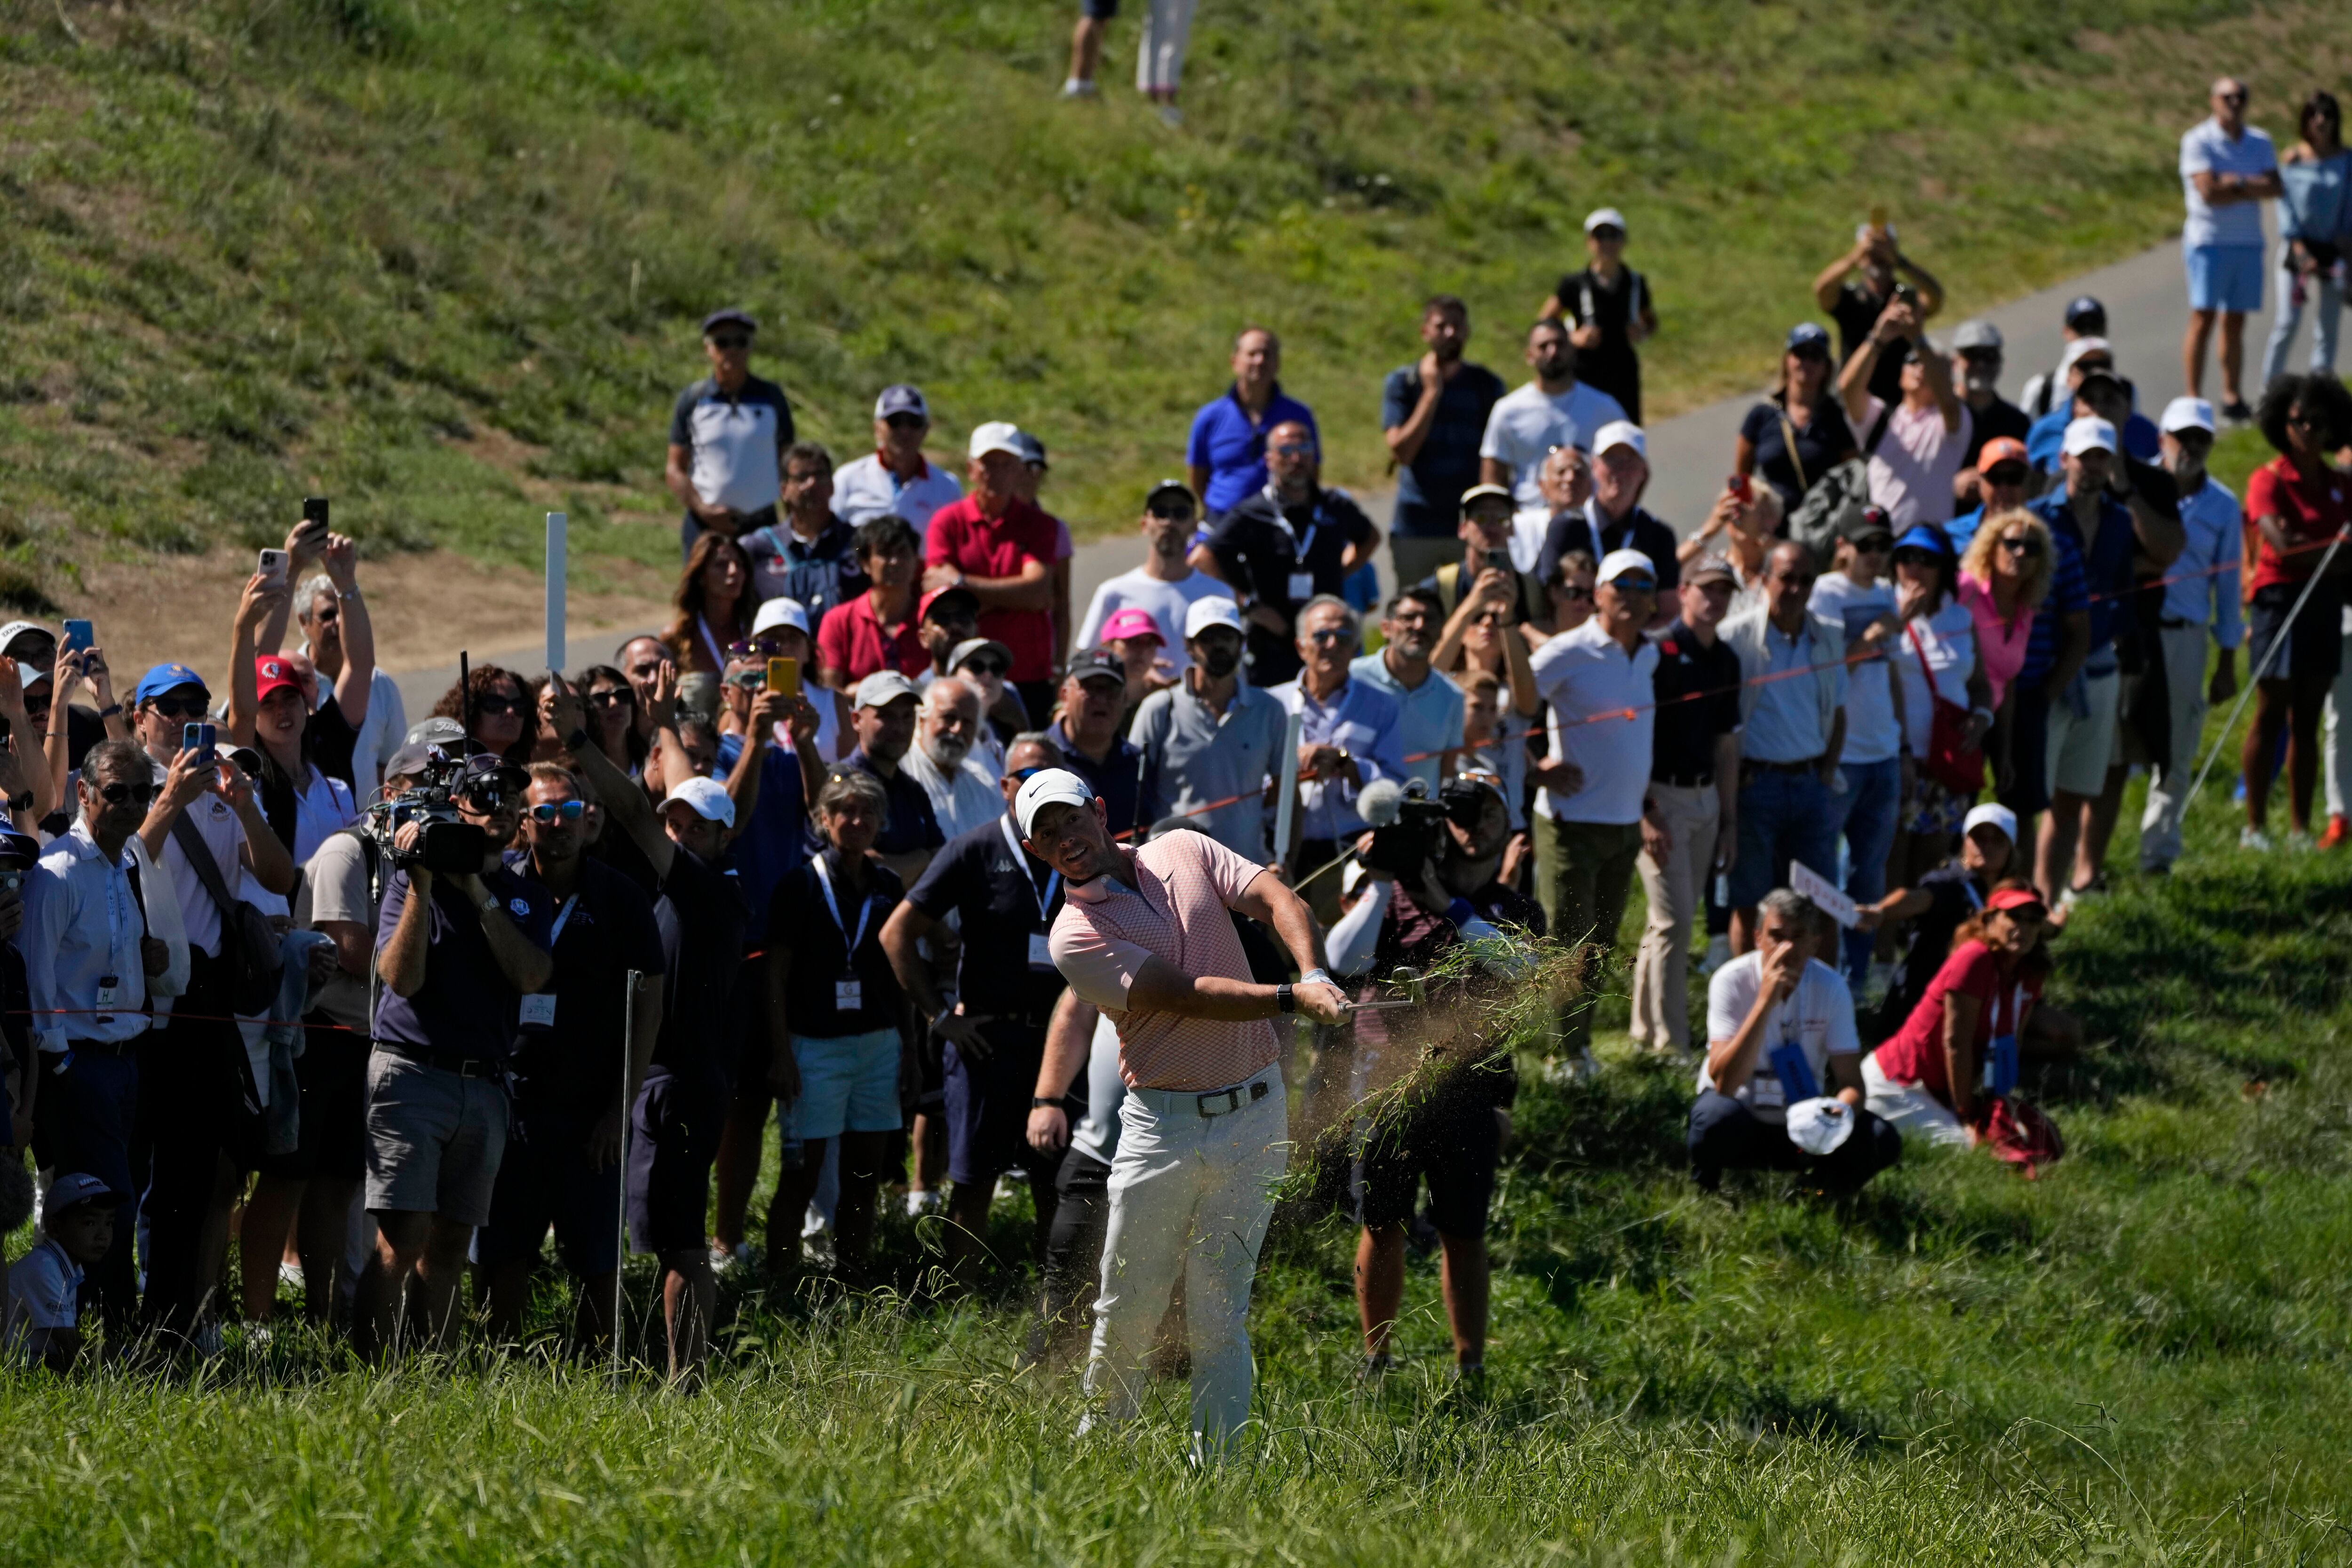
[254,655,303,702]
[1986,885,2047,916]
[1099,607,1164,645]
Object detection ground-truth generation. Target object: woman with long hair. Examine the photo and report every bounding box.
[1884,523,1994,893]
[2261,91,2349,386]
[663,532,754,676]
[1733,323,1861,513]
[2239,372,2352,849]
[1956,509,2052,799]
[431,663,533,767]
[1860,879,2050,1148]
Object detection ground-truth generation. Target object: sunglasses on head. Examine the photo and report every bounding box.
[147,694,212,719]
[528,800,586,823]
[95,778,157,805]
[1998,536,2042,558]
[709,334,751,350]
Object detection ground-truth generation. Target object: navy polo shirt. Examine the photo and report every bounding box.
[1380,361,1507,538]
[714,732,814,945]
[1187,384,1319,515]
[501,853,666,1114]
[1044,719,1154,842]
[904,816,1068,1024]
[846,747,944,860]
[742,516,868,629]
[372,862,555,1063]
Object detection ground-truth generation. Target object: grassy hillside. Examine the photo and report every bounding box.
[1,0,2343,612]
[4,772,2351,1563]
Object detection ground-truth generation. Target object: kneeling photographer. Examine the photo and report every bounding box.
[355,749,555,1359]
[1325,773,1543,1387]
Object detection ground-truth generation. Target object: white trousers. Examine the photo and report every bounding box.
[2139,623,2215,869]
[1135,0,1199,94]
[1861,1051,1969,1149]
[2325,629,2352,819]
[1085,1066,1286,1457]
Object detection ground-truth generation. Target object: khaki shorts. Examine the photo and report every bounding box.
[364,1051,509,1227]
[2045,668,2120,800]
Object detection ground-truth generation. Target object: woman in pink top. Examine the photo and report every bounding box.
[1837,295,1971,526]
[1957,505,2050,697]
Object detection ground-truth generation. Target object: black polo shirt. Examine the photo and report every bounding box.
[846,746,944,860]
[1649,620,1743,785]
[1832,281,1904,404]
[766,850,904,1041]
[649,845,749,1088]
[1536,503,1682,597]
[502,852,666,1115]
[1958,395,2033,471]
[904,815,1067,1025]
[1045,719,1153,841]
[1204,485,1376,686]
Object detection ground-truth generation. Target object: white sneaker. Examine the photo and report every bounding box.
[278,1261,303,1287]
[1059,78,1098,99]
[2241,826,2276,852]
[2287,828,2317,853]
[904,1188,943,1218]
[1157,103,1184,127]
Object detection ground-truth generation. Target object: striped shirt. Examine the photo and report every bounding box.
[1048,831,1279,1092]
[2018,502,2091,687]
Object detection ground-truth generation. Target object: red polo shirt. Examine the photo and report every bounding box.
[816,590,928,686]
[923,494,1060,682]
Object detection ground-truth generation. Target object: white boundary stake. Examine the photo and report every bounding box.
[2181,527,2350,812]
[545,511,568,677]
[1271,710,1303,867]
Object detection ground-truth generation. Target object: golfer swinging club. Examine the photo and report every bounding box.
[1017,769,1349,1459]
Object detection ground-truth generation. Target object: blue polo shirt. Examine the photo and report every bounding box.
[1187,384,1319,516]
[1347,653,1465,792]
[2018,491,2107,684]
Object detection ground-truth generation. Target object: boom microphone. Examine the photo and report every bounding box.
[1357,777,1404,828]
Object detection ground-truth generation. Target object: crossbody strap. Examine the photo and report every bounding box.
[1777,410,1810,495]
[168,809,238,916]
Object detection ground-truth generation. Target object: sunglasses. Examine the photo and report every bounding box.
[147,695,212,719]
[95,779,158,805]
[1470,611,1506,626]
[1998,536,2043,558]
[1306,628,1355,645]
[960,658,1009,678]
[528,801,586,823]
[1853,535,1895,554]
[311,605,340,624]
[1010,764,1051,783]
[1790,345,1830,363]
[1270,443,1316,457]
[1984,463,2029,486]
[460,787,517,811]
[584,687,633,708]
[1554,584,1594,602]
[2218,90,2247,105]
[708,334,751,350]
[1147,504,1197,523]
[474,695,521,716]
[1610,578,1658,595]
[884,413,926,430]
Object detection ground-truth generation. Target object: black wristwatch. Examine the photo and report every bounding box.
[1276,982,1296,1014]
[566,726,592,753]
[1030,1096,1064,1110]
[6,791,29,813]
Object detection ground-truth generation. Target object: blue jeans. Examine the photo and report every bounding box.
[1730,766,1839,913]
[1834,756,1901,985]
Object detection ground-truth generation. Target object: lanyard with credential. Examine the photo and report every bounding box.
[810,854,874,962]
[1261,482,1322,565]
[999,815,1062,920]
[548,895,580,948]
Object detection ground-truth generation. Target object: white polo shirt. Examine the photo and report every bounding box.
[2178,117,2276,248]
[1479,379,1628,507]
[1700,951,1860,1125]
[1528,618,1656,826]
[833,453,964,540]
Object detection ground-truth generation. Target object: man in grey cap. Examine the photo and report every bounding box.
[845,669,946,886]
[666,308,795,558]
[833,385,964,537]
[1948,319,2033,511]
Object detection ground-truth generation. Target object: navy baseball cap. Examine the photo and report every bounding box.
[1065,648,1127,688]
[874,384,929,421]
[700,308,757,336]
[132,662,208,705]
[456,751,527,794]
[0,829,39,869]
[2062,295,2106,332]
[1786,322,1831,353]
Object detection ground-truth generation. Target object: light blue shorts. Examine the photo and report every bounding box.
[2186,243,2265,313]
[781,1027,902,1141]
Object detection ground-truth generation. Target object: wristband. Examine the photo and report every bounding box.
[1030,1096,1064,1110]
[97,703,122,719]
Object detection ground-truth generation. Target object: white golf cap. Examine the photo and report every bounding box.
[13,657,49,690]
[1015,767,1097,840]
[661,775,736,830]
[0,621,49,657]
[2161,395,2217,435]
[749,597,810,637]
[1597,548,1659,587]
[1592,420,1646,460]
[2061,415,2118,458]
[854,669,922,710]
[1963,802,2018,844]
[968,420,1026,461]
[1583,206,1628,236]
[2057,335,2114,381]
[1184,596,1245,639]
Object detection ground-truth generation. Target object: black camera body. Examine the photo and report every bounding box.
[1363,791,1450,880]
[362,748,488,876]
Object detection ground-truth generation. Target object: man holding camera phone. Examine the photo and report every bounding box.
[1323,775,1541,1385]
[353,751,555,1359]
[128,659,296,1344]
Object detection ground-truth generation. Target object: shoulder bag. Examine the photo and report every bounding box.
[1904,621,1985,795]
[170,811,286,1016]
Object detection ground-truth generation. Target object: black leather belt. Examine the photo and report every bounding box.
[1743,756,1823,777]
[1196,1079,1271,1118]
[377,1043,505,1080]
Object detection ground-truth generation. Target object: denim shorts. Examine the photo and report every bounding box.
[2186,243,2265,313]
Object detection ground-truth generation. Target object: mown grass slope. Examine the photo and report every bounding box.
[4,767,2351,1563]
[2,0,2345,610]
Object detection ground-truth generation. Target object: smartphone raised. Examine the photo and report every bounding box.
[1728,474,1753,505]
[62,618,94,654]
[257,548,289,589]
[183,722,218,765]
[766,656,801,696]
[1481,548,1512,577]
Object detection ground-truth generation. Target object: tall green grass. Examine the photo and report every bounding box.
[0,0,2336,607]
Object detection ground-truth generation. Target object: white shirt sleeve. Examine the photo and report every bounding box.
[1816,964,1861,1056]
[1326,881,1390,978]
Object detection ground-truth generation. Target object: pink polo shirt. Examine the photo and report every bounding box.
[1048,831,1279,1092]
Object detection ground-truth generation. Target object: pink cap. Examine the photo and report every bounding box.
[1099,607,1164,645]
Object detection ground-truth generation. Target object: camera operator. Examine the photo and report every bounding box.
[546,674,747,1387]
[1324,775,1542,1386]
[478,763,666,1349]
[353,751,554,1359]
